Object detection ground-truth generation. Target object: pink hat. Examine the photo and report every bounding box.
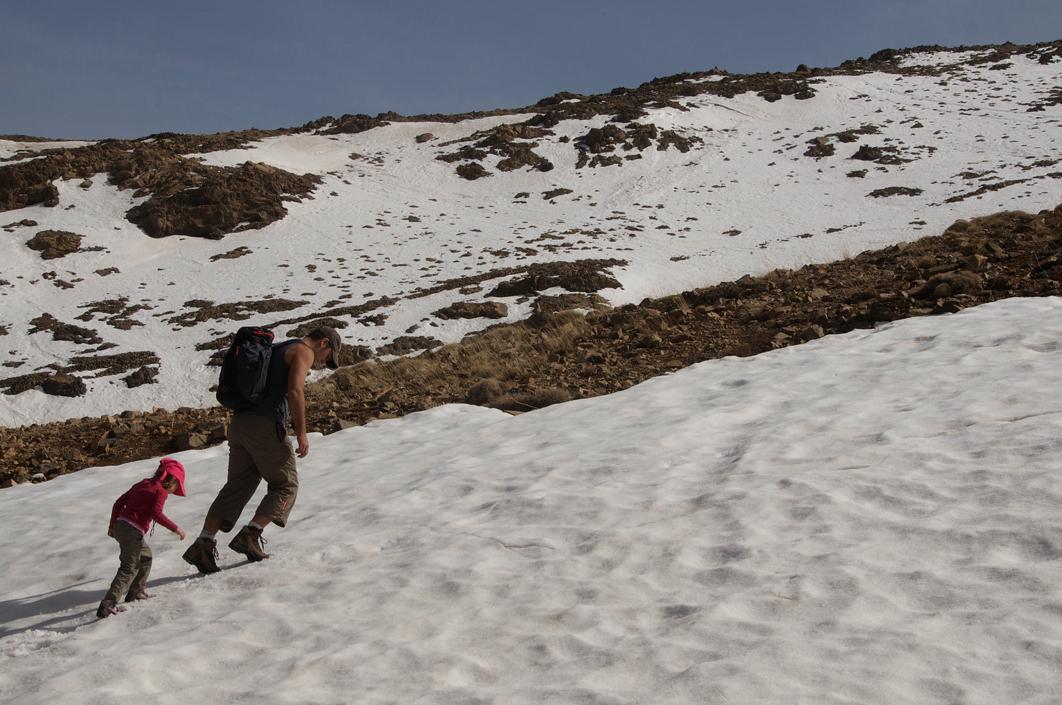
[156,458,186,496]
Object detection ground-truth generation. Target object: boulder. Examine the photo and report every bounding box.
[456,162,489,180]
[26,230,82,259]
[433,302,509,320]
[41,373,87,397]
[171,431,209,451]
[124,366,159,388]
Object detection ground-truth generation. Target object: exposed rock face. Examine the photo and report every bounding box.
[123,366,159,388]
[868,186,924,198]
[320,114,389,135]
[127,162,320,239]
[210,247,252,261]
[0,131,322,240]
[376,336,442,356]
[2,219,38,230]
[28,314,101,345]
[433,302,509,320]
[804,138,836,158]
[487,260,624,297]
[438,123,555,175]
[41,374,87,397]
[26,230,83,259]
[756,78,816,102]
[574,122,699,168]
[170,431,210,451]
[852,145,885,161]
[456,162,489,180]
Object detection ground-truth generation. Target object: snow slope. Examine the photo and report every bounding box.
[1,47,1060,425]
[2,296,1061,704]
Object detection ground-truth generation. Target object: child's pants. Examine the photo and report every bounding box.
[104,521,152,602]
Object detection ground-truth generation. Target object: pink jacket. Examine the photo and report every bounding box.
[109,478,179,535]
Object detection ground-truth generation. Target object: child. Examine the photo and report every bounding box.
[97,458,187,619]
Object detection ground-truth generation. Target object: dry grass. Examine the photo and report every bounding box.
[306,310,592,415]
[490,387,573,412]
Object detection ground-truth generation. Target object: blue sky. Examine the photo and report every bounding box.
[1,1,1059,139]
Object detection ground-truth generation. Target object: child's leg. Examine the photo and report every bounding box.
[104,523,145,602]
[127,542,153,598]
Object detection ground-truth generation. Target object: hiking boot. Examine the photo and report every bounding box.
[96,599,126,619]
[124,590,154,603]
[229,525,269,562]
[182,537,221,574]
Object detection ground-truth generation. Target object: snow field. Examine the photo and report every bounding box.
[2,296,1061,704]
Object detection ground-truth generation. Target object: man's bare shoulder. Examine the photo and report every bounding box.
[283,340,314,363]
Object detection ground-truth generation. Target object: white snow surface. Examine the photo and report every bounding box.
[1,48,1061,425]
[2,296,1062,704]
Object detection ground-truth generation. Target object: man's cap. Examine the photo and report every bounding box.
[319,326,342,369]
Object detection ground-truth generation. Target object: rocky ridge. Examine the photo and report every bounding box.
[3,203,1059,487]
[3,40,1058,240]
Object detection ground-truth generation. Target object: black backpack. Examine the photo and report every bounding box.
[216,326,276,410]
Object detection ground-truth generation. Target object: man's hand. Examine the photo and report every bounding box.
[296,432,310,458]
[175,527,186,541]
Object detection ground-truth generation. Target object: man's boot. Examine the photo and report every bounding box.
[229,525,269,562]
[182,537,221,574]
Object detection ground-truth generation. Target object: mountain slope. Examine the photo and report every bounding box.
[2,297,1061,704]
[1,42,1060,427]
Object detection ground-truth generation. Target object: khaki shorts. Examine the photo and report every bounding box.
[207,413,298,531]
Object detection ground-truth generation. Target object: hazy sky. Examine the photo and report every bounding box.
[1,1,1059,139]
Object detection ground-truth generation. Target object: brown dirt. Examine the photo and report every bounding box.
[3,203,1060,487]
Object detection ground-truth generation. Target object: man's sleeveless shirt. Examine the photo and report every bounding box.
[243,339,301,426]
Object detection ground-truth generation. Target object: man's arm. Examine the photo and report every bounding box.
[286,343,315,457]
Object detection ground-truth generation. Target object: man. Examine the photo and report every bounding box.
[183,326,341,573]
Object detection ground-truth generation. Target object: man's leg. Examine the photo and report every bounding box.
[183,415,262,573]
[229,416,298,560]
[206,415,265,533]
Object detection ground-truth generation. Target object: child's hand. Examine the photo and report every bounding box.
[175,527,186,541]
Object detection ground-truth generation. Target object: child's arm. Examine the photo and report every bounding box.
[151,488,184,538]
